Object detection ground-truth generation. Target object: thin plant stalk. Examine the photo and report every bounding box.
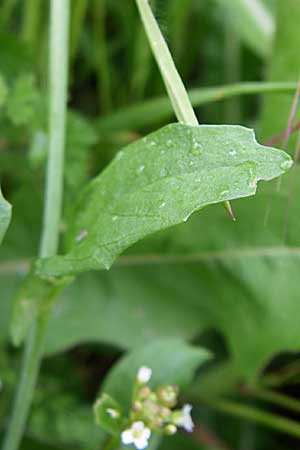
[224,18,241,123]
[2,1,70,449]
[97,81,298,132]
[134,0,198,126]
[200,397,300,438]
[93,0,112,112]
[70,0,88,61]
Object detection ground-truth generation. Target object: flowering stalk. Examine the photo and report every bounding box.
[94,366,194,449]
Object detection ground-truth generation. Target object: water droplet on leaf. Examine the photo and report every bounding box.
[280,159,293,171]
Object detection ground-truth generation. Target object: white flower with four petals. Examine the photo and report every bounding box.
[121,421,151,449]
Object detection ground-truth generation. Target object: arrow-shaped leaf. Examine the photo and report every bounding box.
[36,124,292,278]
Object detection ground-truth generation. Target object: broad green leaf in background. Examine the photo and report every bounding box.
[102,339,211,411]
[260,0,300,148]
[36,123,292,278]
[42,169,300,380]
[216,0,274,57]
[0,187,11,246]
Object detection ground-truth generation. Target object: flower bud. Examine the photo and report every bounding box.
[137,366,152,384]
[157,385,179,407]
[164,424,177,435]
[138,386,151,399]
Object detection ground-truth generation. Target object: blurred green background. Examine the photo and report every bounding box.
[1,1,300,449]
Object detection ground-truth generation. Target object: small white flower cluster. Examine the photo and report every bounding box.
[120,366,194,449]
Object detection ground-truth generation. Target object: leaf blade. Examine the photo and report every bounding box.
[36,124,292,278]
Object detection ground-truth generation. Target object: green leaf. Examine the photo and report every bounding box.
[42,168,300,380]
[102,339,211,411]
[0,187,11,246]
[94,393,123,437]
[35,124,292,278]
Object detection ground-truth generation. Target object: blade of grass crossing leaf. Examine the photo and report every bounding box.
[135,0,236,218]
[135,0,198,126]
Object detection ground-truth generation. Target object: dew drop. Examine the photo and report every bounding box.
[112,215,118,222]
[160,202,166,208]
[220,190,229,197]
[280,159,293,171]
[116,150,124,160]
[75,229,88,243]
[229,150,237,157]
[191,139,202,155]
[166,139,172,147]
[138,165,145,173]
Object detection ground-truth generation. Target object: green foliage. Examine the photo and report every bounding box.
[1,1,300,450]
[36,124,291,278]
[6,73,40,126]
[41,170,300,380]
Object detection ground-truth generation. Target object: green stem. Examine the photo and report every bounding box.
[97,81,297,132]
[243,386,300,413]
[224,17,241,123]
[0,0,18,27]
[134,0,198,126]
[93,0,112,113]
[40,0,69,258]
[70,0,88,61]
[201,397,300,438]
[2,1,70,449]
[22,0,42,47]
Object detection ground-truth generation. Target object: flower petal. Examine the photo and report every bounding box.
[143,427,151,440]
[135,437,149,449]
[121,430,134,445]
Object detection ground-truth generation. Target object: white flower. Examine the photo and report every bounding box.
[121,421,151,449]
[174,404,194,432]
[137,366,152,384]
[106,408,119,418]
